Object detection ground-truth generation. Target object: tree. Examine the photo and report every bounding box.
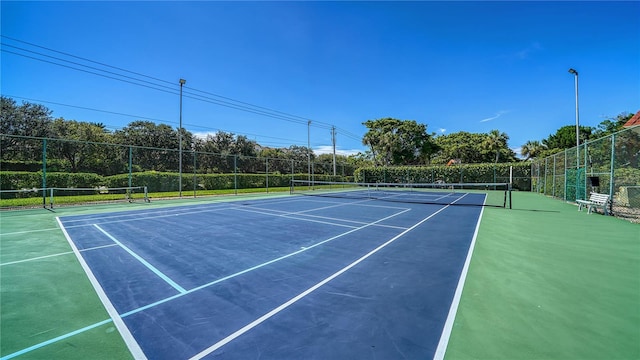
[433,132,484,164]
[362,118,438,166]
[1,96,53,161]
[114,121,182,171]
[520,140,547,160]
[347,152,374,168]
[593,112,633,137]
[483,129,509,163]
[315,153,349,176]
[194,131,259,173]
[432,131,516,164]
[542,125,593,150]
[49,118,112,173]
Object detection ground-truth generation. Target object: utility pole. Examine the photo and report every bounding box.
[331,126,336,176]
[179,78,186,197]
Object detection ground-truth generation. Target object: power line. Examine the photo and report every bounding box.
[1,35,174,85]
[2,45,340,130]
[1,37,362,141]
[2,95,309,147]
[2,36,345,131]
[1,40,326,128]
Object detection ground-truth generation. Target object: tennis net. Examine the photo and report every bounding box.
[46,186,150,208]
[0,186,150,209]
[290,180,512,208]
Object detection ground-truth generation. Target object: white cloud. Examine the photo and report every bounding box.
[314,145,363,156]
[192,131,216,139]
[513,146,524,158]
[480,110,510,123]
[438,128,447,134]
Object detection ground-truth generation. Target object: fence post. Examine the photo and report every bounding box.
[563,149,568,201]
[266,158,269,193]
[609,133,616,214]
[234,155,238,196]
[42,138,47,208]
[544,157,548,195]
[552,154,556,197]
[538,160,542,193]
[583,142,588,200]
[128,146,133,188]
[193,151,197,198]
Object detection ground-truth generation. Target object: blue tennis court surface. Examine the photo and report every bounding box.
[57,194,484,359]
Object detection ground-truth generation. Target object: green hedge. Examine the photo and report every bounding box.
[0,171,103,190]
[1,159,67,172]
[0,171,355,197]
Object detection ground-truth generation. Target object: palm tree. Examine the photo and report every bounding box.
[520,140,546,160]
[483,129,509,163]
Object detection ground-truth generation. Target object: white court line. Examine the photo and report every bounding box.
[292,197,414,210]
[119,207,412,318]
[229,198,411,230]
[230,197,409,216]
[228,206,358,229]
[59,196,408,229]
[282,215,358,229]
[189,198,461,359]
[59,203,232,224]
[287,213,409,230]
[0,319,114,360]
[10,198,420,359]
[93,224,187,294]
[61,205,237,229]
[0,243,118,267]
[433,196,486,360]
[0,227,61,236]
[58,196,313,225]
[55,217,147,360]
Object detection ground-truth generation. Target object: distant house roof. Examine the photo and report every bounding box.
[623,110,640,128]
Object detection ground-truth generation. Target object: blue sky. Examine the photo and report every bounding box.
[2,1,639,157]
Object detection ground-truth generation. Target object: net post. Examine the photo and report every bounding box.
[49,187,54,209]
[144,186,150,203]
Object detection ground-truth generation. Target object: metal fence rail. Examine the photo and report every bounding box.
[531,126,640,222]
[0,134,356,202]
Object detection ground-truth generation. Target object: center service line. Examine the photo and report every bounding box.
[93,224,187,294]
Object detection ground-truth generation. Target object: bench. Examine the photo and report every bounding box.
[576,192,611,215]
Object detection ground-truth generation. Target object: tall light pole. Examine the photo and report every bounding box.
[568,68,579,170]
[179,78,186,197]
[307,120,311,184]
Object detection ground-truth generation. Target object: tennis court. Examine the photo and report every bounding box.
[3,186,638,360]
[3,186,490,359]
